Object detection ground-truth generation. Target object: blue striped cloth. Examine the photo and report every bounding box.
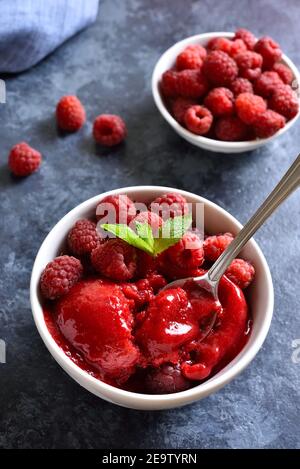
[0,0,99,73]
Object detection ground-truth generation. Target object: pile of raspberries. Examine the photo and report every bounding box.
[161,28,299,141]
[8,96,126,177]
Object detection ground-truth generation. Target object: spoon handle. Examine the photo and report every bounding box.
[208,153,300,283]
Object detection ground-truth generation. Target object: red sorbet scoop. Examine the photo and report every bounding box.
[55,279,140,382]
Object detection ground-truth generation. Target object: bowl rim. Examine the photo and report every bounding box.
[151,31,300,150]
[30,185,274,408]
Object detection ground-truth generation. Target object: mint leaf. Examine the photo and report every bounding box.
[134,221,155,251]
[153,214,192,255]
[101,223,154,255]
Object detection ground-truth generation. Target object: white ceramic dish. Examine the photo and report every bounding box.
[30,186,274,410]
[152,32,300,153]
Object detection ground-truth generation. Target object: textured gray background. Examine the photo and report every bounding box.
[0,0,299,449]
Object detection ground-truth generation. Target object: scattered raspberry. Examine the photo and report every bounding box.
[161,70,179,97]
[56,95,86,132]
[40,255,83,300]
[269,84,299,120]
[225,258,255,289]
[176,44,206,70]
[165,232,204,271]
[207,37,232,54]
[255,36,282,70]
[150,192,189,220]
[132,211,162,235]
[234,29,256,50]
[204,232,234,261]
[236,92,267,125]
[230,77,254,96]
[204,87,234,117]
[272,63,293,85]
[184,105,213,135]
[8,142,42,177]
[177,69,209,98]
[229,39,247,58]
[203,51,238,86]
[145,364,191,394]
[93,114,127,146]
[235,51,263,80]
[215,116,249,141]
[67,219,100,256]
[253,110,285,138]
[171,97,197,124]
[91,239,137,281]
[254,71,283,97]
[96,194,137,224]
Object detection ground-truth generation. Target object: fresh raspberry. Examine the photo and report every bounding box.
[96,194,137,224]
[215,116,249,141]
[132,211,163,235]
[234,29,256,50]
[164,232,204,271]
[207,37,232,54]
[91,239,137,281]
[253,110,285,138]
[67,219,100,256]
[8,142,42,177]
[145,364,191,394]
[176,44,206,70]
[204,232,234,262]
[255,36,282,69]
[203,51,238,86]
[225,258,255,289]
[254,71,283,97]
[56,95,86,132]
[93,114,127,146]
[161,70,179,97]
[229,39,247,58]
[204,87,234,117]
[235,51,263,80]
[171,97,197,124]
[40,255,83,300]
[150,192,189,220]
[177,69,209,98]
[269,84,299,120]
[235,92,267,125]
[230,77,254,97]
[184,105,213,135]
[272,63,293,85]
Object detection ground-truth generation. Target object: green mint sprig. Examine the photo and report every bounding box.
[101,214,192,257]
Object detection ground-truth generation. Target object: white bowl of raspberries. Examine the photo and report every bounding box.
[152,30,300,153]
[30,186,274,410]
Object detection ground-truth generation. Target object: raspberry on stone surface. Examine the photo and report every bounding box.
[235,51,263,81]
[204,87,234,117]
[230,77,254,97]
[235,92,267,125]
[204,232,234,262]
[225,258,255,289]
[215,116,249,141]
[184,105,213,135]
[40,255,83,300]
[93,114,127,146]
[8,142,42,177]
[67,219,100,256]
[234,29,256,51]
[56,95,86,132]
[254,36,282,70]
[203,51,238,86]
[269,84,299,120]
[253,110,285,138]
[96,194,137,224]
[91,239,137,281]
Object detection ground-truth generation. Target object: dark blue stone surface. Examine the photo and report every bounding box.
[0,0,299,449]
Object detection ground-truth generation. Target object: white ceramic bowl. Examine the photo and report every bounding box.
[30,186,274,410]
[152,32,300,153]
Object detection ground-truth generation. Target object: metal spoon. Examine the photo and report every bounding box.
[162,153,300,332]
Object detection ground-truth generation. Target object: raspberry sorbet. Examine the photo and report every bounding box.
[41,192,254,394]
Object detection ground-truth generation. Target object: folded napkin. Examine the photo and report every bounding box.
[0,0,99,73]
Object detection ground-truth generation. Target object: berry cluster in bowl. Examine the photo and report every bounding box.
[160,29,299,141]
[40,192,255,395]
